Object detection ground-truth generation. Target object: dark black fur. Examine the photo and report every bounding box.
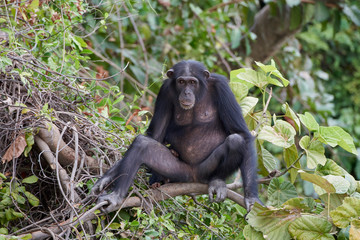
[92,60,260,212]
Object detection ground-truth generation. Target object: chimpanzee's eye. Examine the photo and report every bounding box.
[179,79,185,84]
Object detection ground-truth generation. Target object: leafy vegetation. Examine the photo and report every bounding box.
[0,0,359,239]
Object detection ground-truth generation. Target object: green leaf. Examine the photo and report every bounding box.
[298,112,319,132]
[284,144,300,183]
[299,171,336,193]
[255,60,289,87]
[290,5,302,30]
[11,192,26,204]
[24,191,39,207]
[243,225,265,240]
[230,82,248,102]
[28,0,39,11]
[22,175,38,184]
[318,126,357,154]
[230,28,241,49]
[231,68,274,89]
[316,159,344,176]
[282,103,301,132]
[258,120,296,148]
[247,203,294,240]
[330,197,360,228]
[314,1,330,22]
[288,215,334,240]
[282,197,316,212]
[260,145,277,173]
[299,136,327,169]
[240,96,258,117]
[267,179,297,207]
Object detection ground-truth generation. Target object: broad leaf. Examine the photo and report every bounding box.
[243,225,265,240]
[318,126,357,154]
[299,136,327,168]
[298,112,319,132]
[240,96,258,117]
[247,203,295,240]
[331,197,360,228]
[230,82,248,102]
[316,159,344,176]
[299,171,336,193]
[258,120,296,148]
[288,215,334,240]
[267,179,298,207]
[255,60,289,86]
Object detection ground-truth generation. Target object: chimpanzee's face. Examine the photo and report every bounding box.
[166,61,210,110]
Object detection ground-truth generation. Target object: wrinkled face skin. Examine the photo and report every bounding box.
[167,61,210,110]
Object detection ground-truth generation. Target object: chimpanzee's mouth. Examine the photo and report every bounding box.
[180,102,194,110]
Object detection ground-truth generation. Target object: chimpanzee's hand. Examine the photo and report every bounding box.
[244,196,263,212]
[91,175,113,195]
[97,192,124,213]
[208,179,227,202]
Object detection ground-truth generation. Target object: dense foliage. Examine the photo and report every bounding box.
[0,0,359,239]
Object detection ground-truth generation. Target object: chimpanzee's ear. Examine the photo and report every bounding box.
[204,70,210,79]
[166,69,174,78]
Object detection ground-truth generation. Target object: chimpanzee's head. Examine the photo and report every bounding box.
[166,60,210,110]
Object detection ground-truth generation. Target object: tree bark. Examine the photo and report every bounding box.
[237,4,302,63]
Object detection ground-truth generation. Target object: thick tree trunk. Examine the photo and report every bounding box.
[237,4,302,62]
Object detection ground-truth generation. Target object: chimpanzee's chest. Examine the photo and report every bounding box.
[173,102,217,126]
[165,101,226,164]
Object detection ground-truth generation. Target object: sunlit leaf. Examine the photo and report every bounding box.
[240,96,258,116]
[330,197,360,228]
[267,179,297,207]
[243,225,265,240]
[299,136,326,168]
[258,120,296,148]
[298,112,319,132]
[288,215,334,240]
[318,126,357,154]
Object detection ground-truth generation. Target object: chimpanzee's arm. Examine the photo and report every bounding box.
[146,79,173,142]
[212,74,260,210]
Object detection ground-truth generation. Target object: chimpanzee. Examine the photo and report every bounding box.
[92,60,260,212]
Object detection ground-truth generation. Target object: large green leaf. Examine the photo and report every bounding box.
[330,197,360,228]
[255,60,289,87]
[258,120,296,148]
[299,136,327,169]
[243,225,265,240]
[298,112,319,132]
[247,203,295,240]
[299,171,336,193]
[316,159,344,176]
[230,82,248,102]
[288,215,334,240]
[317,126,357,154]
[240,96,258,117]
[267,179,298,207]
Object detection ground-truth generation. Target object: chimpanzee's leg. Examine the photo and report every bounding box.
[196,134,258,206]
[92,135,195,212]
